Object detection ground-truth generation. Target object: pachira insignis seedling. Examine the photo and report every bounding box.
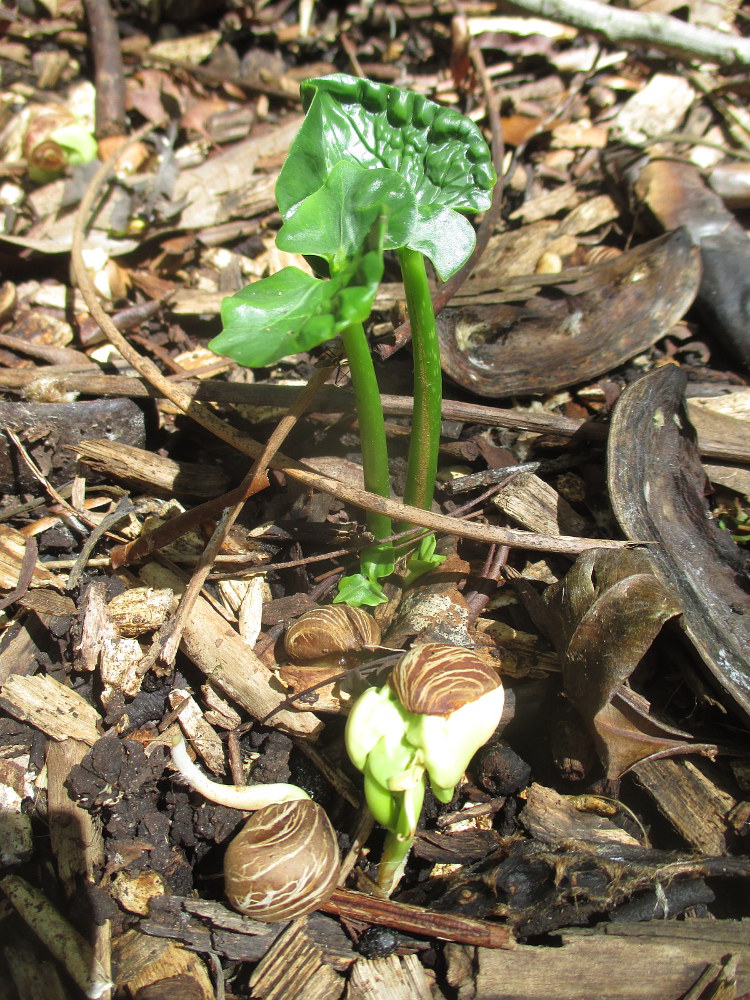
[209,74,496,606]
[345,643,505,892]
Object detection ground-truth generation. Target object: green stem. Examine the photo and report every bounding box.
[377,830,414,895]
[339,322,392,542]
[397,248,442,515]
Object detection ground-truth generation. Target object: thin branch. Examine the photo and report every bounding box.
[505,0,750,69]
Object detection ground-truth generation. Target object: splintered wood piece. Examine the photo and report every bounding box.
[519,783,640,847]
[111,931,177,989]
[201,683,242,730]
[107,586,177,638]
[633,758,736,855]
[469,920,750,999]
[0,874,112,998]
[0,523,64,591]
[99,633,143,709]
[0,674,101,744]
[75,580,110,673]
[491,472,587,536]
[168,688,225,775]
[3,937,69,1000]
[347,954,433,1000]
[46,739,104,898]
[249,919,345,1000]
[139,563,321,736]
[118,937,214,999]
[686,397,750,465]
[72,438,230,498]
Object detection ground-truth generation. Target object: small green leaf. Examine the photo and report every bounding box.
[360,540,396,582]
[209,247,383,368]
[403,533,446,588]
[277,159,417,268]
[276,74,496,279]
[334,573,388,607]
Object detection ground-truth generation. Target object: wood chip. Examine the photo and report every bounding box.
[0,523,64,591]
[633,758,736,855]
[139,562,321,736]
[347,954,434,1000]
[0,874,112,998]
[470,920,750,999]
[169,688,225,775]
[72,438,230,498]
[0,674,101,745]
[519,783,640,846]
[492,472,588,536]
[46,738,104,897]
[249,919,345,1000]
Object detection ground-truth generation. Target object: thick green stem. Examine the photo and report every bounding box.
[397,248,442,514]
[339,322,392,542]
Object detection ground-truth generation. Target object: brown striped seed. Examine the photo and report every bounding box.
[390,643,501,717]
[223,799,340,922]
[284,605,381,662]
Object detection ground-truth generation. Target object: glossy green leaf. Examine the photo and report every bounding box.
[209,247,383,368]
[334,572,388,607]
[276,74,496,279]
[277,159,416,269]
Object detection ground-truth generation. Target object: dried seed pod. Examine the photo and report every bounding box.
[22,108,75,173]
[224,799,340,922]
[583,246,622,266]
[284,605,381,662]
[390,642,501,716]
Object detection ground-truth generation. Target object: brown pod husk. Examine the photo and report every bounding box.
[223,800,340,922]
[437,229,700,398]
[284,605,381,662]
[390,643,501,717]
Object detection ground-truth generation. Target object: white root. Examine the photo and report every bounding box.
[170,736,309,810]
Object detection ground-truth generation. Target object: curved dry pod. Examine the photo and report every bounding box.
[284,605,381,662]
[438,230,700,398]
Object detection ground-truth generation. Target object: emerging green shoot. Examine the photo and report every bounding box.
[345,643,504,892]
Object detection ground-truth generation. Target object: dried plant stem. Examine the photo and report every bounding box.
[505,0,750,68]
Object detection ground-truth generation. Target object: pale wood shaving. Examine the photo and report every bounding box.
[0,674,101,744]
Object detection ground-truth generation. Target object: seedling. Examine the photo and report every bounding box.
[345,643,504,892]
[210,75,496,605]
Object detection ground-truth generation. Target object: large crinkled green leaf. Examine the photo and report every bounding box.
[276,74,496,279]
[277,159,417,270]
[209,247,383,368]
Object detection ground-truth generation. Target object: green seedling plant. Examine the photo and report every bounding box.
[209,74,496,605]
[345,643,505,892]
